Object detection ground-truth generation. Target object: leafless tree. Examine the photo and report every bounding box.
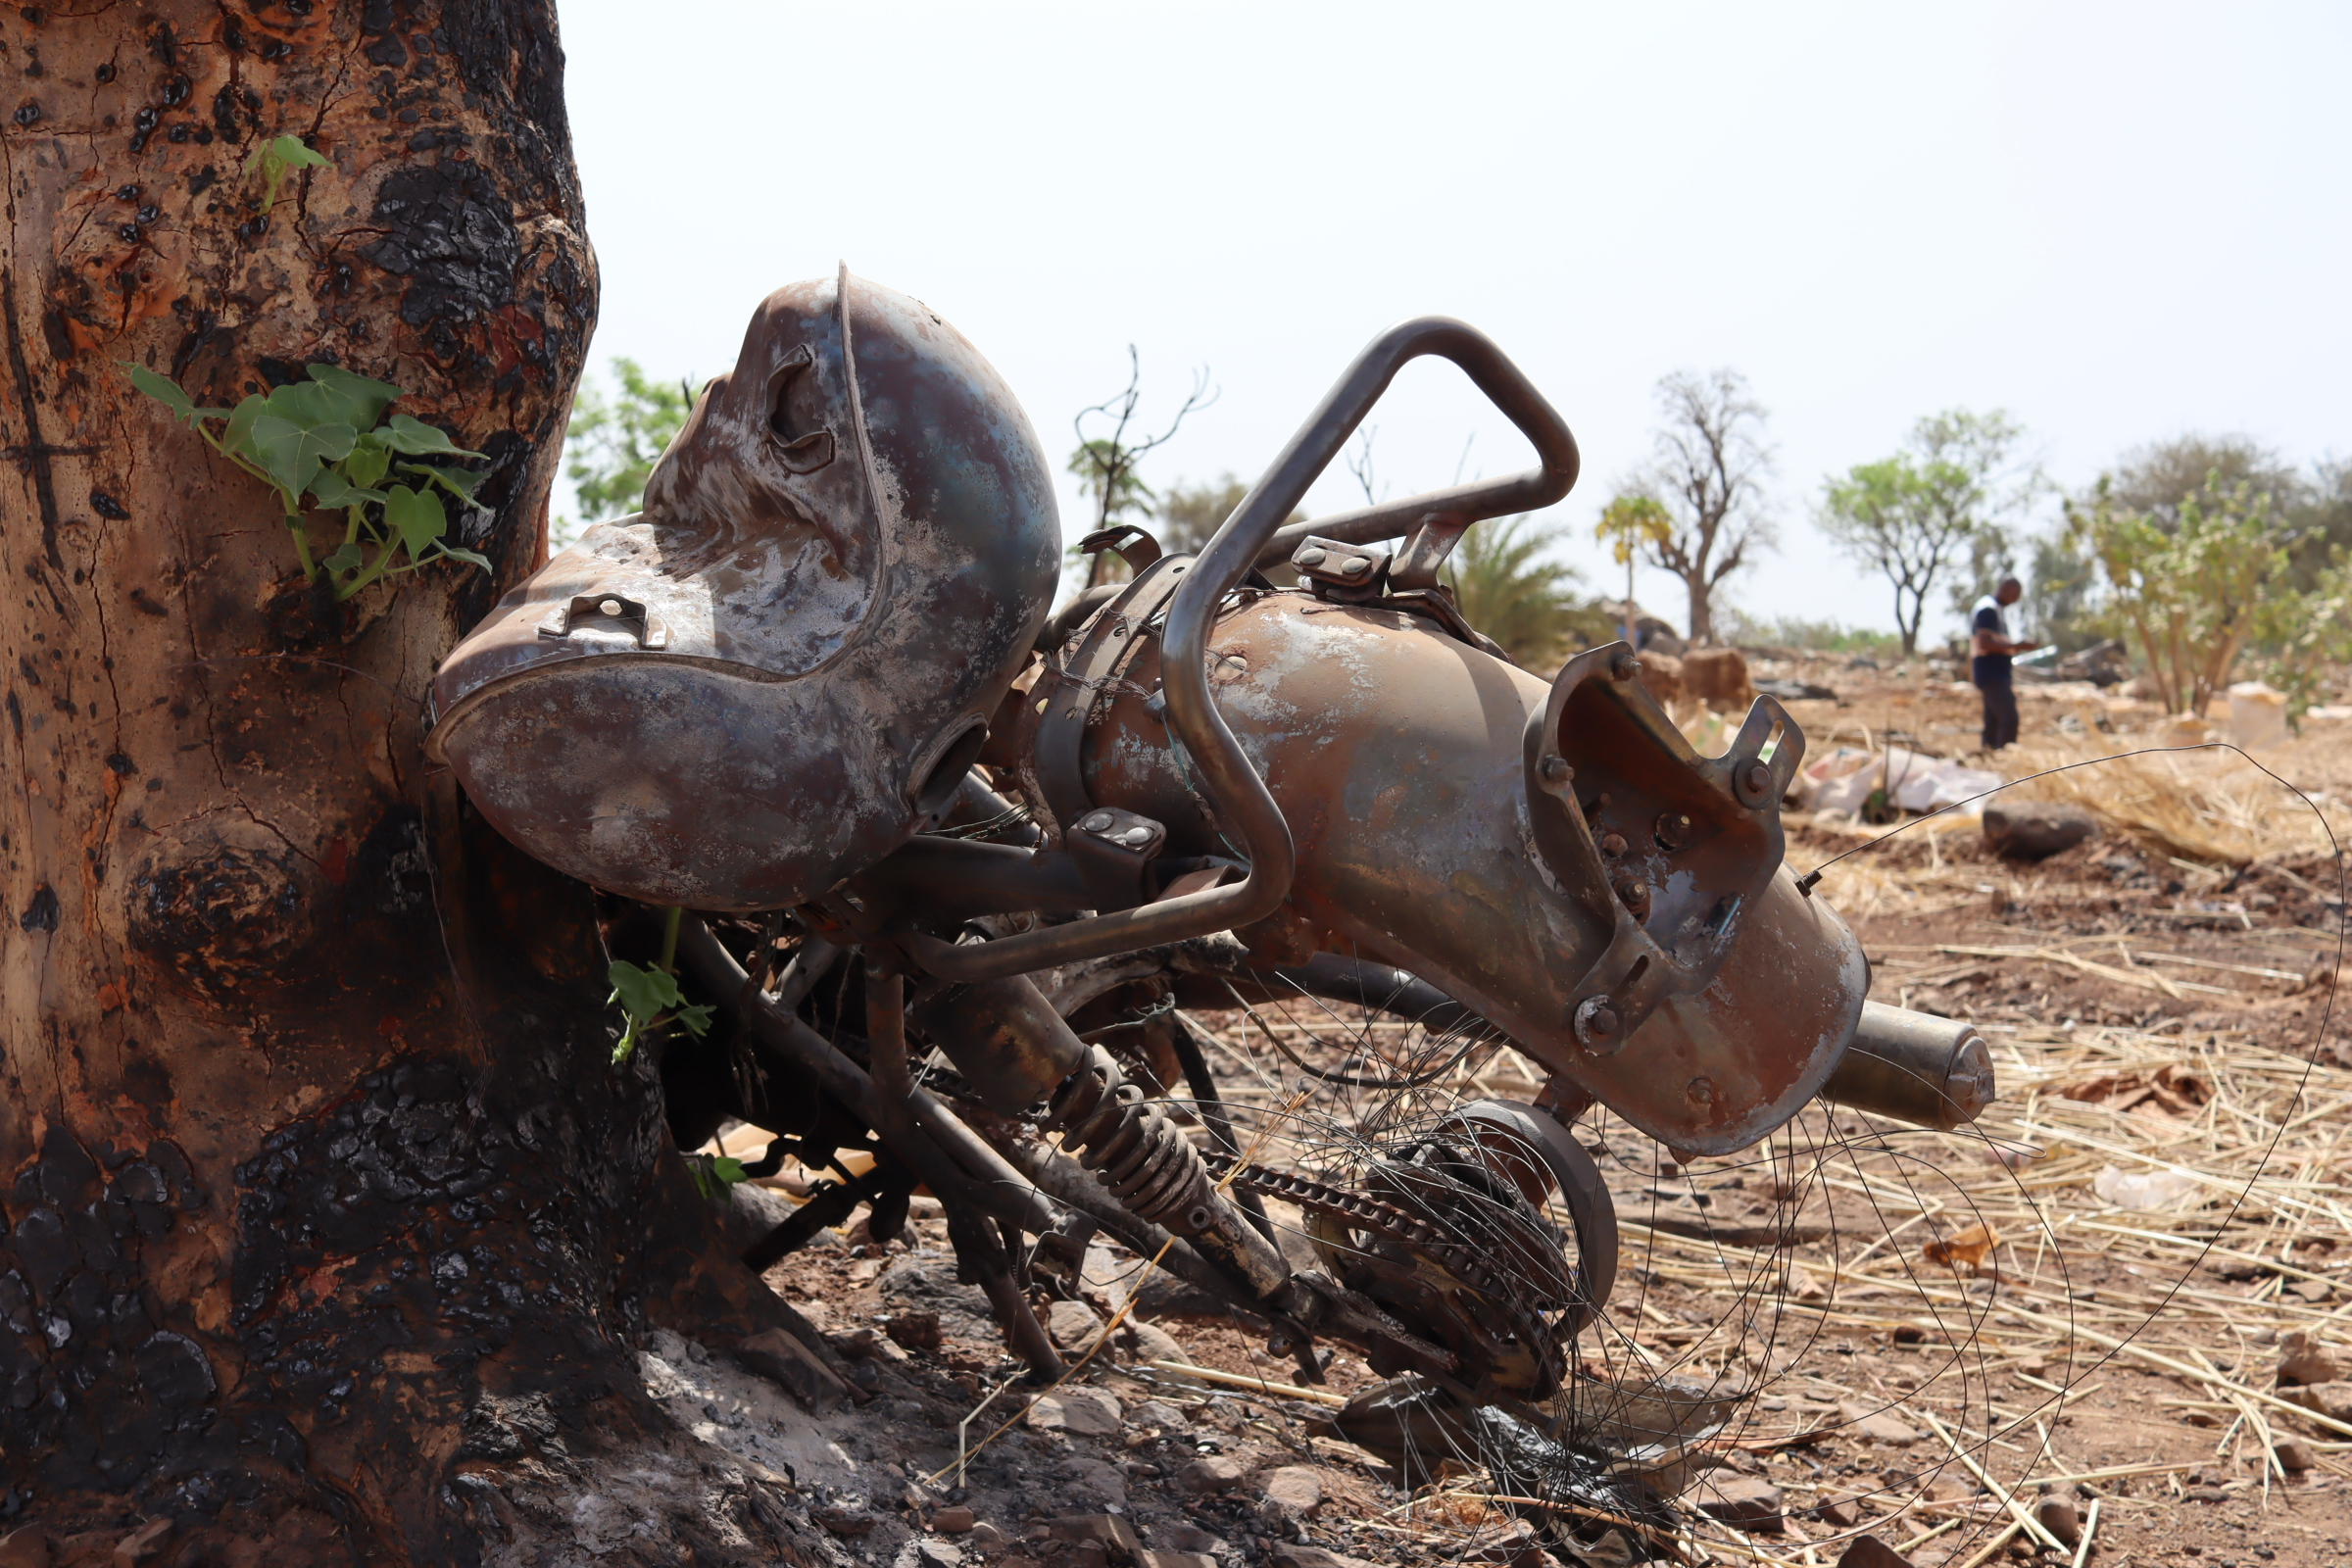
[1631,369,1776,644]
[1069,347,1215,585]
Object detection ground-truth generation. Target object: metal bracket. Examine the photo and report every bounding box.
[1032,554,1192,838]
[537,593,669,651]
[1388,512,1469,591]
[1065,807,1168,912]
[1292,535,1389,602]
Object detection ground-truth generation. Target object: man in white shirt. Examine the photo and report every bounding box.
[1970,576,2040,752]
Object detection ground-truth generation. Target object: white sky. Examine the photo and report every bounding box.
[556,3,2350,642]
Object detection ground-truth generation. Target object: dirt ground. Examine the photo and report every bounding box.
[685,654,2351,1568]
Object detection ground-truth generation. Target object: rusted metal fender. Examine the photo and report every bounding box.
[1083,594,1867,1154]
[424,269,1059,910]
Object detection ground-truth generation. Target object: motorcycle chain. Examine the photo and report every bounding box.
[1207,1154,1578,1387]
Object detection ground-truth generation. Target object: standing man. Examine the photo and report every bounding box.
[1971,575,2040,752]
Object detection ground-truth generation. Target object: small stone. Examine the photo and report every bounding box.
[1027,1387,1122,1438]
[813,1505,877,1537]
[2274,1438,2315,1472]
[2278,1381,2352,1425]
[930,1505,977,1534]
[0,1526,51,1568]
[1130,1398,1187,1429]
[1813,1495,1860,1528]
[916,1542,963,1568]
[1837,1399,1921,1446]
[1982,804,2096,860]
[1051,1514,1144,1555]
[1124,1318,1188,1366]
[1179,1454,1245,1494]
[1048,1298,1103,1347]
[1691,1473,1785,1533]
[1270,1546,1377,1568]
[2034,1491,2082,1547]
[1834,1540,1915,1568]
[1259,1464,1325,1524]
[2279,1330,2342,1386]
[1161,1522,1226,1553]
[1138,1554,1218,1568]
[886,1310,945,1350]
[112,1520,173,1568]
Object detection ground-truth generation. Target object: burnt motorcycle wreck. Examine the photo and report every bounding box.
[425,267,1996,1429]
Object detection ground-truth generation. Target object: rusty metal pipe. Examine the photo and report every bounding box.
[1819,1002,1997,1133]
[903,318,1578,985]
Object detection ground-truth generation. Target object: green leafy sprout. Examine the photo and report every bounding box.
[247,133,329,216]
[607,906,713,1064]
[125,361,493,601]
[685,1153,750,1201]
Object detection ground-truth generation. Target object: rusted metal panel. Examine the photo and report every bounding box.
[1083,596,1867,1153]
[425,269,1058,909]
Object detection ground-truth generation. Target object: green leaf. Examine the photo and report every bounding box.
[263,380,351,431]
[251,415,358,502]
[400,461,485,500]
[320,543,365,572]
[608,959,685,1025]
[220,394,270,464]
[675,1003,714,1039]
[270,133,328,171]
[434,545,494,572]
[711,1155,747,1185]
[384,484,447,557]
[125,363,196,421]
[381,414,485,459]
[306,364,405,428]
[342,434,392,491]
[307,468,389,509]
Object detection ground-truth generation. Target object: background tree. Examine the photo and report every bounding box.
[1594,494,1673,648]
[1626,368,1774,644]
[1157,473,1251,553]
[1817,409,2033,656]
[2069,475,2302,715]
[558,358,695,547]
[1065,347,1213,586]
[1442,515,1585,668]
[0,6,811,1561]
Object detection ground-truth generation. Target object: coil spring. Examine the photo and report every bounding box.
[1048,1049,1220,1236]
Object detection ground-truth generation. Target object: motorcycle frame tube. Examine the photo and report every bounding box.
[903,316,1578,982]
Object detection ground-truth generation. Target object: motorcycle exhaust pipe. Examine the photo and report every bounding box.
[1818,1002,1996,1133]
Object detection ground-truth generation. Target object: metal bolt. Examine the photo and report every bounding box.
[1297,548,1327,567]
[1741,760,1772,797]
[1082,811,1114,833]
[599,598,623,616]
[1687,1076,1719,1105]
[1342,556,1371,575]
[1654,810,1691,848]
[1540,755,1574,784]
[1599,832,1628,858]
[1616,879,1648,905]
[1580,1000,1619,1039]
[1121,826,1153,848]
[1610,651,1639,681]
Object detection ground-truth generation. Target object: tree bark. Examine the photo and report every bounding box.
[1,6,809,1560]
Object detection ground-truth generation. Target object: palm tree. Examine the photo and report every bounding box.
[1444,514,1587,668]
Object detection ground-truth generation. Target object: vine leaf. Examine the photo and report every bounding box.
[305,364,404,429]
[382,414,485,460]
[250,414,357,503]
[608,959,686,1025]
[384,484,447,556]
[125,364,199,421]
[307,468,388,509]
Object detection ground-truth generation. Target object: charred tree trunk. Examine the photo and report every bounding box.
[1,6,809,1561]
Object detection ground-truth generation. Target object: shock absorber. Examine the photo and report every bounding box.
[1048,1048,1292,1298]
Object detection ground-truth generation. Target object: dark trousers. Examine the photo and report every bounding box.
[1979,679,2019,751]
